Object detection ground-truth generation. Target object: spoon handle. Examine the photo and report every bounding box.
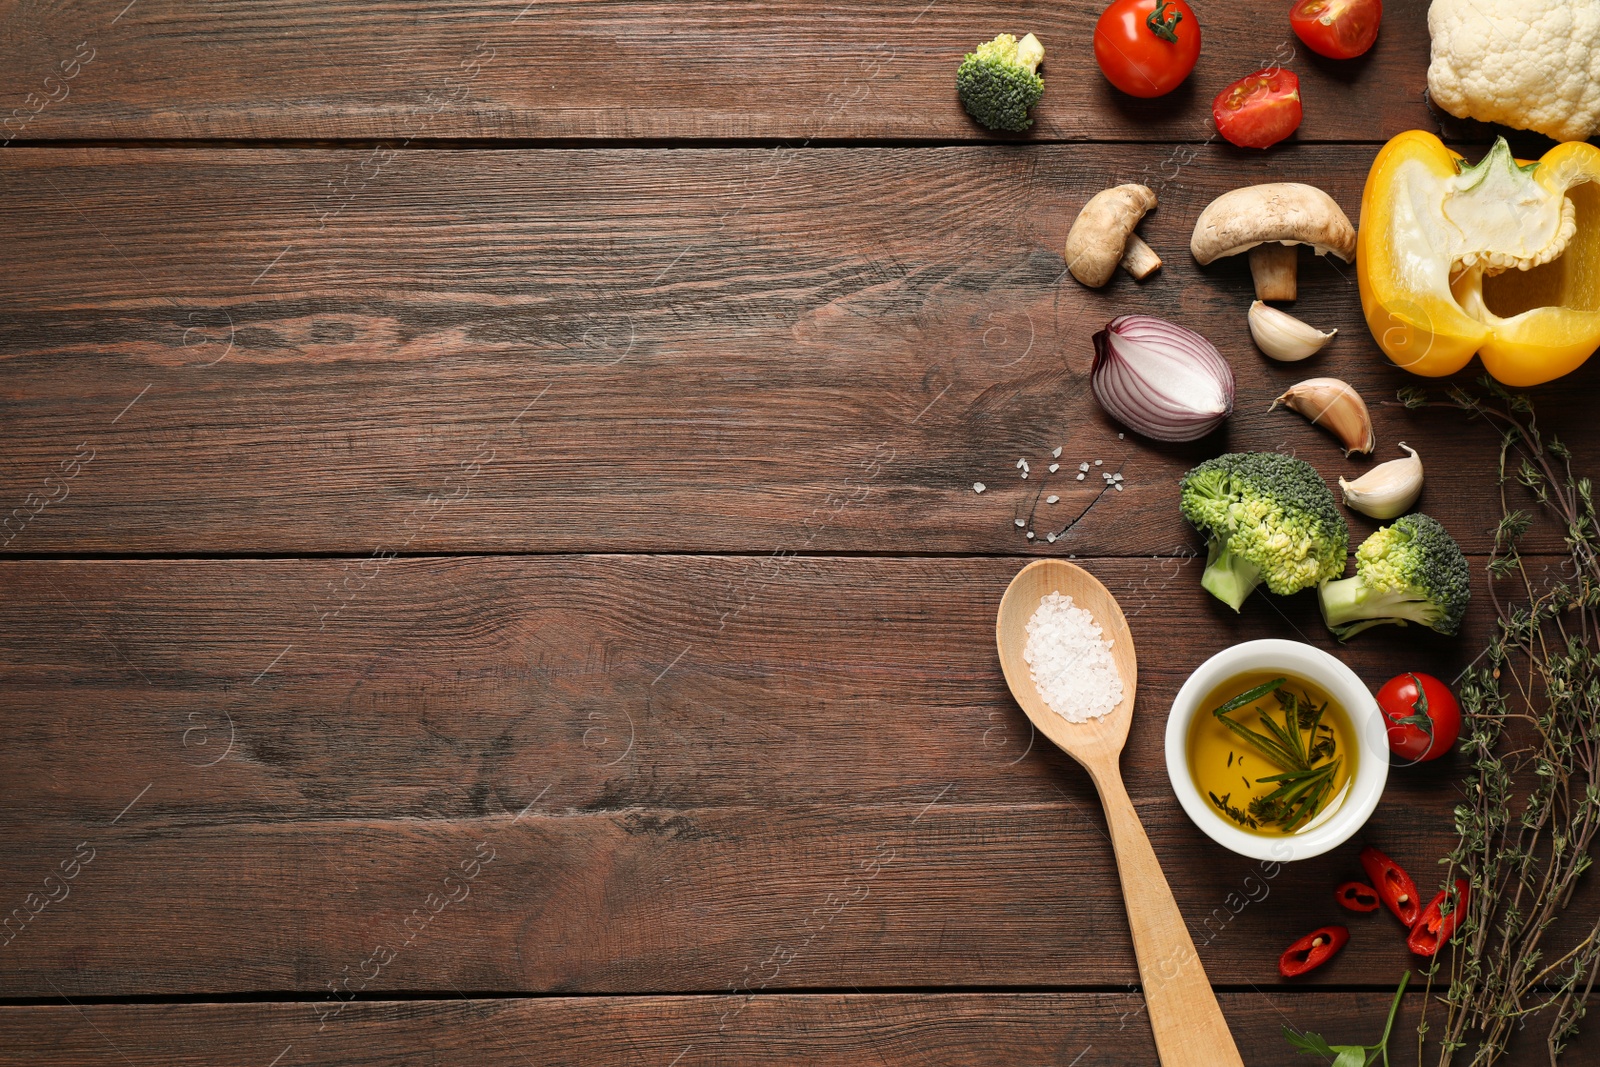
[1092,764,1245,1067]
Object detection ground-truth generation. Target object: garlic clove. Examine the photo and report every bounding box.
[1340,443,1423,519]
[1271,377,1375,455]
[1248,300,1337,361]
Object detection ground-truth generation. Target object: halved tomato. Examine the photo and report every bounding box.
[1290,0,1382,61]
[1212,68,1301,149]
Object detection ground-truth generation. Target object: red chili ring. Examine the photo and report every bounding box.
[1359,845,1421,927]
[1408,880,1470,957]
[1279,924,1350,978]
[1336,881,1381,913]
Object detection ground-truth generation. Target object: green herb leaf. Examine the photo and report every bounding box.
[1215,681,1341,832]
[1282,1027,1337,1057]
[1213,710,1302,769]
[1257,706,1308,767]
[1210,677,1286,717]
[1282,972,1409,1067]
[1207,790,1258,829]
[1396,386,1428,409]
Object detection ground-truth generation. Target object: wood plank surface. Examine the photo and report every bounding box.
[1,992,1585,1067]
[0,1,1476,144]
[0,554,1560,996]
[5,0,1595,1059]
[3,144,1590,557]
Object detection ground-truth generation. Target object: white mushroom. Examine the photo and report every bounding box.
[1065,184,1161,288]
[1190,183,1357,302]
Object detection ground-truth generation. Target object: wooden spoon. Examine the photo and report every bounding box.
[996,558,1244,1067]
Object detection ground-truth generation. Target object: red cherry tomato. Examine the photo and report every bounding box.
[1289,0,1382,61]
[1278,924,1349,977]
[1376,672,1462,763]
[1093,0,1202,99]
[1212,67,1301,148]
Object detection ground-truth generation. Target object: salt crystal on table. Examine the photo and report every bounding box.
[1052,446,1063,458]
[974,482,986,493]
[1023,592,1123,724]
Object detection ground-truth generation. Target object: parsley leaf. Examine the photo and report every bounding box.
[1283,972,1410,1067]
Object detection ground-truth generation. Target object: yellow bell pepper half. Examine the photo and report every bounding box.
[1358,131,1600,387]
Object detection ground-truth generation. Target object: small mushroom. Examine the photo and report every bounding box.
[1190,183,1356,302]
[1065,184,1161,288]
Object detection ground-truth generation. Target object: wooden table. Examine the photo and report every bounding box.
[0,3,1592,1063]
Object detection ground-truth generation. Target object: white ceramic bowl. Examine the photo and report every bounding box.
[1165,638,1387,862]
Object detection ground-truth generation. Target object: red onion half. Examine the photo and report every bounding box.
[1091,314,1235,442]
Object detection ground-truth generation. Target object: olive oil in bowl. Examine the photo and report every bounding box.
[1186,671,1356,837]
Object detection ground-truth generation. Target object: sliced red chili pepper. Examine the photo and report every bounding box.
[1336,881,1381,913]
[1278,924,1349,978]
[1408,879,1471,957]
[1359,845,1421,927]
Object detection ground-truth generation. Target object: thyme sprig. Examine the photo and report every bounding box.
[1398,382,1600,1065]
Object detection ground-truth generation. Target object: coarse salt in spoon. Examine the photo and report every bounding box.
[996,558,1245,1067]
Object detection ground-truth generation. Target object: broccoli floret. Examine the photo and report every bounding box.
[956,33,1045,132]
[1319,513,1470,639]
[1180,452,1349,612]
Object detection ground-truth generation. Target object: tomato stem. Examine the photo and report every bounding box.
[1145,0,1183,43]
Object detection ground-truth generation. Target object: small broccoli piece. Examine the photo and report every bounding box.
[1180,452,1349,612]
[956,33,1045,132]
[1318,513,1470,639]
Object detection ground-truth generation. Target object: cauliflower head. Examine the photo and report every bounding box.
[1428,0,1600,142]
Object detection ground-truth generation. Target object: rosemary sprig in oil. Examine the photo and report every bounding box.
[1206,677,1343,833]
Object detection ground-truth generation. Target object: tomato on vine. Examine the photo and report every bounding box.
[1289,0,1382,61]
[1376,672,1461,763]
[1093,0,1202,99]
